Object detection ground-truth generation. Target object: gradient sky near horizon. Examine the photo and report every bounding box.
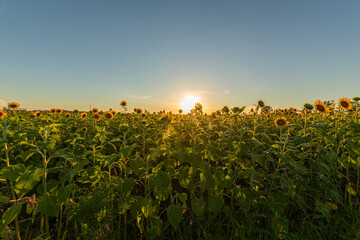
[1,1,360,112]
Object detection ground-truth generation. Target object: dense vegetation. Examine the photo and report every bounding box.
[1,99,360,239]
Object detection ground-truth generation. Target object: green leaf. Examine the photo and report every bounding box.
[0,202,22,233]
[56,185,72,203]
[167,204,182,229]
[14,168,44,198]
[140,198,154,218]
[37,179,58,195]
[209,195,224,212]
[37,195,61,217]
[191,197,206,218]
[177,192,187,203]
[154,171,170,188]
[0,163,25,181]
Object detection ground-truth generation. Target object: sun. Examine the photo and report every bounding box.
[181,95,200,112]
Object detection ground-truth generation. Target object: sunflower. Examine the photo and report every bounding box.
[56,109,63,114]
[104,111,114,119]
[35,111,42,118]
[136,108,142,114]
[91,108,99,114]
[0,110,6,119]
[120,101,127,107]
[314,100,329,114]
[81,127,87,132]
[274,117,288,128]
[94,113,101,120]
[81,112,87,119]
[111,110,117,116]
[50,108,57,114]
[65,113,71,118]
[134,108,138,113]
[194,103,202,111]
[339,97,352,111]
[8,102,20,110]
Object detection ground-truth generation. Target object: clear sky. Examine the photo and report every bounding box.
[1,0,360,112]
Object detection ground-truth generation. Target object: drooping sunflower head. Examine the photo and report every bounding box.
[56,109,63,114]
[257,100,265,108]
[50,108,57,114]
[339,97,352,111]
[104,111,114,119]
[120,101,127,107]
[81,112,87,119]
[91,108,99,114]
[65,113,71,118]
[0,110,6,119]
[314,100,329,114]
[304,103,314,111]
[35,111,42,118]
[274,117,288,128]
[94,113,101,120]
[8,102,20,110]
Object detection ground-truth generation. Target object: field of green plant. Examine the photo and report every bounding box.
[1,99,360,240]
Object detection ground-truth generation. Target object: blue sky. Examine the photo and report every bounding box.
[1,1,360,112]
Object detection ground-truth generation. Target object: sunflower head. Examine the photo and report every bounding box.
[0,110,6,119]
[120,101,127,107]
[104,111,114,119]
[81,112,87,119]
[136,108,142,114]
[257,100,265,108]
[8,102,20,110]
[94,113,101,120]
[81,127,87,132]
[35,111,42,118]
[91,108,99,114]
[314,100,329,114]
[111,110,117,116]
[56,109,63,114]
[274,117,288,128]
[50,108,57,114]
[65,113,71,118]
[339,97,352,111]
[194,102,202,110]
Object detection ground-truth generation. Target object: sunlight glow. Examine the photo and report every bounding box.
[181,95,200,112]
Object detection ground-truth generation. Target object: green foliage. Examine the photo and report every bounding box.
[0,109,360,239]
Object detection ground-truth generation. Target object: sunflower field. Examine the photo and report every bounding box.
[1,98,360,240]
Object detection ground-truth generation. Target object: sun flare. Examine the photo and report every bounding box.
[181,95,200,112]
